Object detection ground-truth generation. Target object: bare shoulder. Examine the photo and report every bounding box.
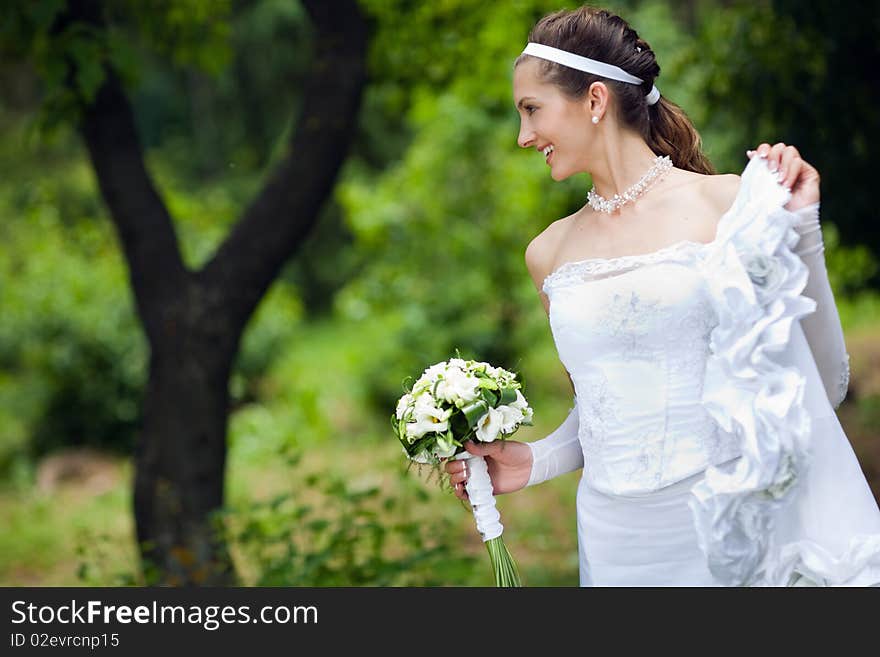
[525,218,563,286]
[525,216,571,314]
[700,172,742,215]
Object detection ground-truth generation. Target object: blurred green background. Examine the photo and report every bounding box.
[1,0,878,586]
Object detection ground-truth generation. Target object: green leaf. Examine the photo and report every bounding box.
[461,399,488,428]
[497,387,517,405]
[479,388,498,406]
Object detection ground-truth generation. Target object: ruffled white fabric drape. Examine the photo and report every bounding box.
[688,155,880,586]
[526,155,880,586]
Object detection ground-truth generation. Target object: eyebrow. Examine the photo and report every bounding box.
[516,96,537,110]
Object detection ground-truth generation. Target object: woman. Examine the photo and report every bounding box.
[444,5,880,586]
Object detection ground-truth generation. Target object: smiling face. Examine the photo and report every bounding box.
[513,58,599,180]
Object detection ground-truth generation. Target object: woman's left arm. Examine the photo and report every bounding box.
[748,142,850,409]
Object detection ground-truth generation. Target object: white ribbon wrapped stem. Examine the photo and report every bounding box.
[455,452,503,541]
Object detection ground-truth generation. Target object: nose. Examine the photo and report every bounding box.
[518,123,535,149]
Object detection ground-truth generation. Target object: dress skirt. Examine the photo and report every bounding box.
[576,461,739,587]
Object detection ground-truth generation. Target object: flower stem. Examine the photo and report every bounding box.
[486,537,522,587]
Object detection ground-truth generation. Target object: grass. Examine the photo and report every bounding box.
[0,437,579,587]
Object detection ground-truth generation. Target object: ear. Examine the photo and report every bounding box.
[585,81,609,119]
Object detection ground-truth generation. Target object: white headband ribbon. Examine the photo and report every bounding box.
[522,42,660,105]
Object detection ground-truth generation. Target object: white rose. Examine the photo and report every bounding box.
[422,362,447,381]
[496,404,524,434]
[435,367,481,406]
[475,406,504,443]
[413,363,445,395]
[744,252,785,296]
[448,358,468,371]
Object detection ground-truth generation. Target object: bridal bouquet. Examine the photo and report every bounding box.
[391,356,533,586]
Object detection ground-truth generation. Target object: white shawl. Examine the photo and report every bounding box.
[689,154,880,586]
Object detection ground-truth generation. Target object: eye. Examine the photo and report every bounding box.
[525,105,537,115]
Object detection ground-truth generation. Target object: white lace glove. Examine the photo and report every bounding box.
[525,396,583,487]
[792,201,851,409]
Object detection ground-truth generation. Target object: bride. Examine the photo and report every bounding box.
[444,4,880,586]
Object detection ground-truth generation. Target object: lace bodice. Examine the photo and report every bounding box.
[542,239,711,294]
[543,242,740,495]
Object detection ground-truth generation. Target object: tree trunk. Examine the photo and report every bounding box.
[55,0,369,585]
[133,281,242,585]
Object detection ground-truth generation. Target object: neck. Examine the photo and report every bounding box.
[587,129,662,201]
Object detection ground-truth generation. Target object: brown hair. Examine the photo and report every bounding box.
[514,5,715,175]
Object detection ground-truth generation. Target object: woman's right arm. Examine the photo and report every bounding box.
[525,396,583,487]
[523,226,584,487]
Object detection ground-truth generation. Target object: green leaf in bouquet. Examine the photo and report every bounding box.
[475,375,499,390]
[497,387,518,405]
[449,413,479,445]
[461,399,489,428]
[479,388,498,407]
[435,431,458,457]
[449,411,470,438]
[392,414,409,450]
[407,433,435,458]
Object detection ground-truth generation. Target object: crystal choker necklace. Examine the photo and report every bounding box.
[587,155,673,214]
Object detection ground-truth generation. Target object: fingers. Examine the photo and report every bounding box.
[746,142,772,160]
[444,459,469,500]
[746,141,801,190]
[776,145,801,189]
[465,440,500,456]
[447,460,468,486]
[777,156,799,190]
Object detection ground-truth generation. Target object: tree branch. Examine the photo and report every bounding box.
[58,0,188,344]
[200,0,370,325]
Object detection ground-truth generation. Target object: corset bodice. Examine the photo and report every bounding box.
[543,242,741,494]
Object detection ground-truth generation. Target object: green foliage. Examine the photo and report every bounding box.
[72,444,478,586]
[0,158,146,461]
[74,528,142,586]
[223,447,476,586]
[1,0,233,135]
[823,222,879,298]
[836,291,880,334]
[0,120,304,467]
[692,0,880,283]
[115,0,233,76]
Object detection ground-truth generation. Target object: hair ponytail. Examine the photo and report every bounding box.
[646,96,715,174]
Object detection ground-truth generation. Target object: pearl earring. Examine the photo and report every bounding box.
[592,116,599,124]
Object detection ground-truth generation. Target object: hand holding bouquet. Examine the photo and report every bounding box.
[392,356,534,586]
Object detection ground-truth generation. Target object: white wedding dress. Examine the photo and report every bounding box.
[526,155,880,586]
